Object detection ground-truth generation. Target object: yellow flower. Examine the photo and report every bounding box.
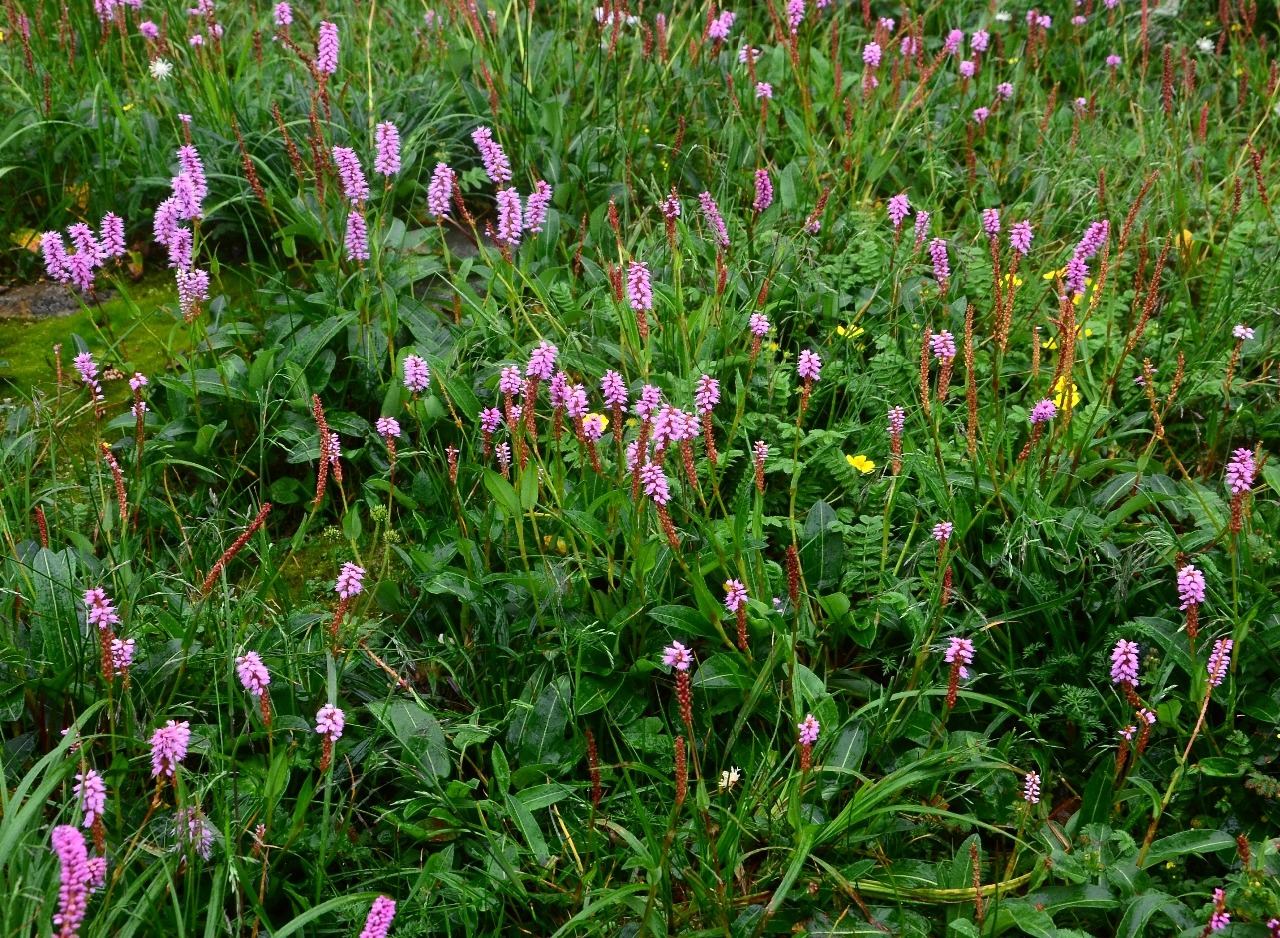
[1007,57,1019,64]
[836,323,865,340]
[1052,376,1081,409]
[123,102,135,112]
[1042,266,1067,281]
[846,454,876,474]
[1001,273,1024,288]
[1041,325,1094,349]
[587,412,609,432]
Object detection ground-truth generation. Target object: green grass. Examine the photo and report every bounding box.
[2,1,1280,936]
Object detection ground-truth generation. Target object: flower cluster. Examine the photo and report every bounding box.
[150,720,191,778]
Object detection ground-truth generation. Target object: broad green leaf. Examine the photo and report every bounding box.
[366,700,451,779]
[1116,891,1193,938]
[1139,829,1236,869]
[484,469,523,519]
[648,604,718,639]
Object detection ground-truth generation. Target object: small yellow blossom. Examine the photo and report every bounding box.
[836,323,865,339]
[846,454,876,474]
[1001,273,1024,288]
[1042,266,1067,281]
[1007,57,1019,64]
[1041,325,1094,349]
[1053,376,1081,409]
[587,412,609,432]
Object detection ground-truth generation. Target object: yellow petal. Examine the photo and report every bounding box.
[847,454,876,473]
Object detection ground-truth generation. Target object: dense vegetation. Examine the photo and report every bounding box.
[2,0,1280,935]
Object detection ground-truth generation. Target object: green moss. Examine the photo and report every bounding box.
[0,276,184,395]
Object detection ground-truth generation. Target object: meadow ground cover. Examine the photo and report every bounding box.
[2,0,1280,934]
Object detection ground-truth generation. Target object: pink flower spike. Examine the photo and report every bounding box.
[1176,564,1206,609]
[697,192,730,249]
[627,261,654,312]
[1207,638,1233,688]
[1023,771,1041,804]
[332,146,370,204]
[723,579,748,612]
[601,371,628,408]
[235,651,270,697]
[1225,448,1256,494]
[944,637,975,679]
[1009,221,1034,255]
[149,720,191,778]
[51,825,92,938]
[887,193,911,229]
[694,375,720,414]
[74,770,107,828]
[402,355,431,393]
[427,163,455,218]
[525,180,552,233]
[662,641,693,670]
[796,350,822,381]
[316,20,339,74]
[345,210,370,262]
[315,704,345,741]
[797,713,820,745]
[335,563,365,599]
[752,169,773,213]
[1110,639,1139,685]
[495,187,523,248]
[359,897,397,938]
[373,122,401,176]
[526,341,558,380]
[99,213,126,259]
[471,127,512,185]
[932,521,954,543]
[1028,399,1057,424]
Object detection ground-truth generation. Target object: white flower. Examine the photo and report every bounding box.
[1196,37,1215,54]
[149,58,174,79]
[994,11,1011,22]
[718,766,742,791]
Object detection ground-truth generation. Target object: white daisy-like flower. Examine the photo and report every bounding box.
[149,58,173,80]
[994,11,1011,22]
[1196,36,1215,54]
[718,766,742,791]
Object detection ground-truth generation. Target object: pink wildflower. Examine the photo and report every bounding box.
[427,163,455,218]
[1110,639,1139,685]
[335,563,365,599]
[316,21,339,74]
[662,641,693,670]
[471,127,512,185]
[359,897,397,938]
[51,825,91,938]
[149,720,191,777]
[402,355,431,393]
